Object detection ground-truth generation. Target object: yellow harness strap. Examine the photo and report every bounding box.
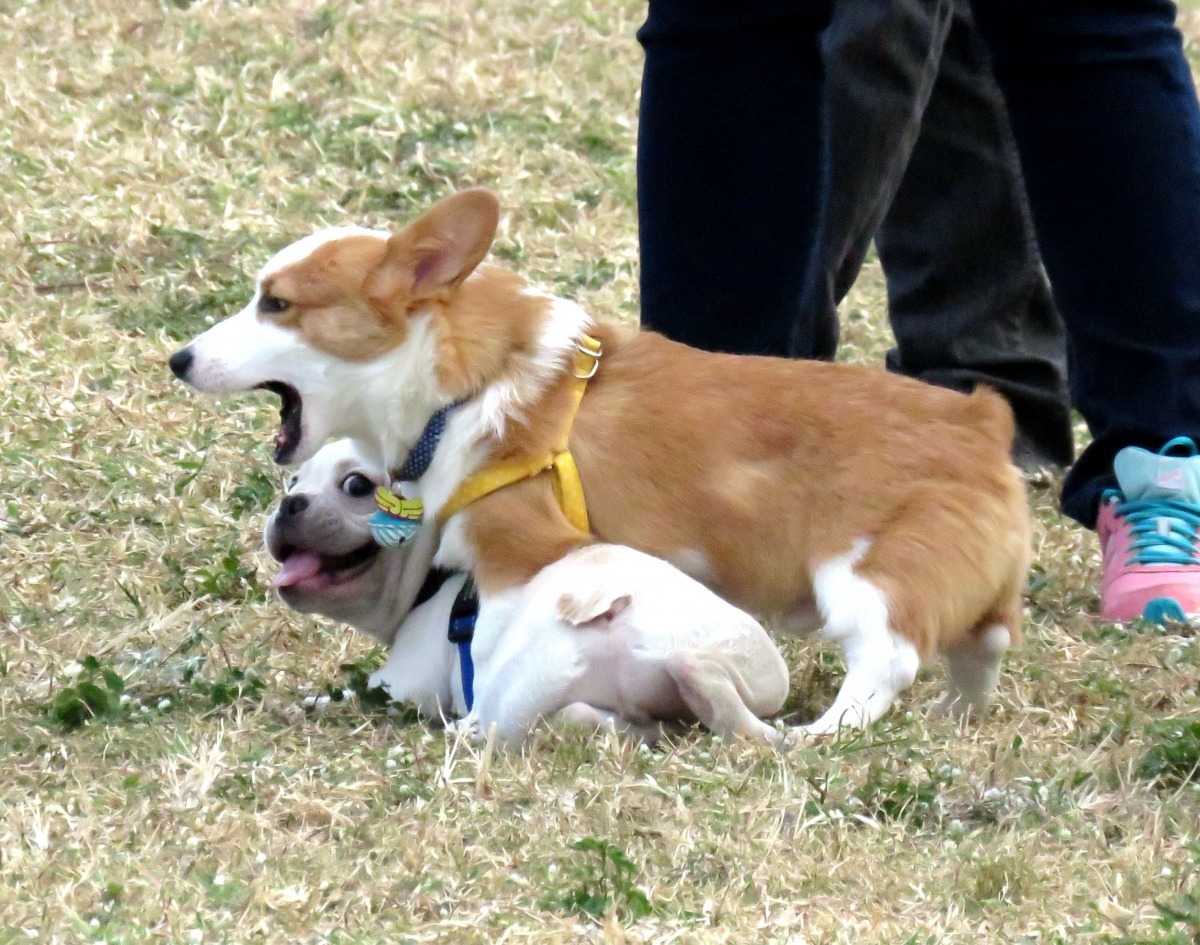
[435,335,602,533]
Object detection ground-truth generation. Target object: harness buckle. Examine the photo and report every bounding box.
[573,339,602,379]
[447,617,475,644]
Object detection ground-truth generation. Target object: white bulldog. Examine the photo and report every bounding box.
[264,440,790,744]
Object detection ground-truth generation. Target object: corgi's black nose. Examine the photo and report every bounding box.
[168,348,194,380]
[280,494,310,519]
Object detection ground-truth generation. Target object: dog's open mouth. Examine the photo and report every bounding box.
[256,381,302,464]
[273,541,381,592]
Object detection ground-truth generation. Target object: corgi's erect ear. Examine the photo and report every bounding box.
[364,189,500,311]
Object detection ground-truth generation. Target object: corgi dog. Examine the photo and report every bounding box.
[171,189,1029,737]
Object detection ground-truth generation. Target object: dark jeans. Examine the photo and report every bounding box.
[811,0,1074,469]
[640,0,1074,470]
[637,0,831,358]
[638,0,1200,527]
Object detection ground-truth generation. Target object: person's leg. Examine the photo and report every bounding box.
[802,0,954,359]
[802,0,1072,467]
[636,0,833,357]
[969,0,1200,527]
[876,1,1075,469]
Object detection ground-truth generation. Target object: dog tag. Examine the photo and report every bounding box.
[369,486,424,547]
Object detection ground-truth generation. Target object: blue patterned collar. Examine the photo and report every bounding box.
[395,401,463,482]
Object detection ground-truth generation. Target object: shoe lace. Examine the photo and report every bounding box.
[1107,490,1200,566]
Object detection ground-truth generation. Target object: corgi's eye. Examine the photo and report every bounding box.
[341,473,375,498]
[259,294,290,314]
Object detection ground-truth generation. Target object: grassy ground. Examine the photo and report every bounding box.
[3,1,1200,942]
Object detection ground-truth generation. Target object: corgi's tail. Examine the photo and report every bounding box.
[967,385,1016,448]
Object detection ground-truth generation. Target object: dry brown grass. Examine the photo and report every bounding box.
[3,1,1200,942]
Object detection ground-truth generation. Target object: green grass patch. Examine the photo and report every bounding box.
[1140,719,1200,787]
[542,837,653,923]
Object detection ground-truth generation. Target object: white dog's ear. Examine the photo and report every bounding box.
[557,588,633,627]
[365,189,500,310]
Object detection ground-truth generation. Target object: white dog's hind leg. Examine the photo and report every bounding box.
[665,651,782,744]
[557,703,669,744]
[794,544,920,738]
[940,623,1010,718]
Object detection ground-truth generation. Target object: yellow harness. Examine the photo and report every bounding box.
[435,335,602,533]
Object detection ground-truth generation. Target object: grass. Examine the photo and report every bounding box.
[2,0,1200,941]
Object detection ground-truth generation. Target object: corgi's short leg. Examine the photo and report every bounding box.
[666,651,782,744]
[798,637,919,737]
[793,543,920,738]
[941,623,1012,718]
[557,702,669,743]
[940,581,1021,718]
[803,479,1026,736]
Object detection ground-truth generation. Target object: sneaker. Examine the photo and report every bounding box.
[1097,436,1200,623]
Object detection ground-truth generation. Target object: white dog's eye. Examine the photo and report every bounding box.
[259,294,290,314]
[341,473,375,498]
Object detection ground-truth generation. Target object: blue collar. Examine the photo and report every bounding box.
[396,401,463,482]
[392,405,476,711]
[447,576,478,713]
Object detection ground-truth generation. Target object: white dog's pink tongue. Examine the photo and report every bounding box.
[274,552,323,588]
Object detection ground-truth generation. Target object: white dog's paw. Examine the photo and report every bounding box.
[559,702,623,734]
[366,669,398,697]
[444,715,485,743]
[302,689,355,713]
[781,725,820,746]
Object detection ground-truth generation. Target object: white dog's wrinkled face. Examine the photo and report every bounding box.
[264,439,405,633]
